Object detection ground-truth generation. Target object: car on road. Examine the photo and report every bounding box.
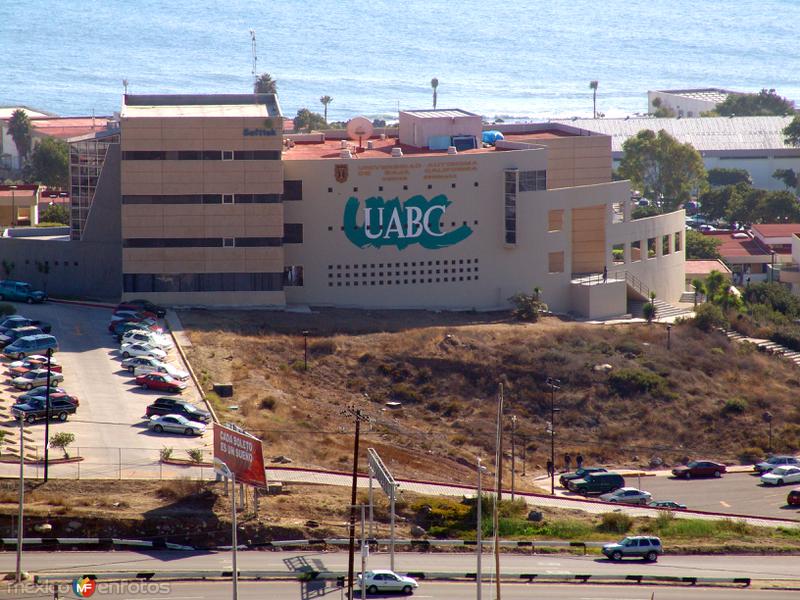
[648,500,687,510]
[788,489,800,506]
[760,466,800,486]
[671,460,726,479]
[120,329,173,350]
[560,466,608,488]
[145,397,211,422]
[120,342,167,361]
[7,355,62,375]
[17,385,66,403]
[0,279,46,303]
[147,414,206,436]
[11,368,65,390]
[0,325,45,347]
[754,455,800,474]
[133,361,189,381]
[11,397,77,423]
[0,316,51,334]
[602,536,663,562]
[567,471,624,495]
[118,299,166,318]
[136,372,187,393]
[599,487,652,505]
[4,334,58,359]
[357,570,419,595]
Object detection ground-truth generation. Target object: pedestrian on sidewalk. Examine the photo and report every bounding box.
[546,460,554,477]
[602,266,608,283]
[576,454,584,469]
[564,453,572,472]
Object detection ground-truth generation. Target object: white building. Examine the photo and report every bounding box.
[647,88,734,118]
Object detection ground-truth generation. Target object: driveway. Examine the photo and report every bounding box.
[0,301,212,479]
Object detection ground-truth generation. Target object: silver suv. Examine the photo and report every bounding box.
[602,536,663,562]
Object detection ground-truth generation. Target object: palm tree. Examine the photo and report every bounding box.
[254,73,277,94]
[589,81,599,119]
[8,109,32,165]
[431,78,439,110]
[320,96,333,123]
[691,278,706,308]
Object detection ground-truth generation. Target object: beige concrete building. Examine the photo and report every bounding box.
[0,184,40,227]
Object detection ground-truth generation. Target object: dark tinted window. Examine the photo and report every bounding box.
[283,223,303,244]
[284,180,303,201]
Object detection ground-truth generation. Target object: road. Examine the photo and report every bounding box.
[7,550,800,582]
[2,580,793,600]
[0,301,211,479]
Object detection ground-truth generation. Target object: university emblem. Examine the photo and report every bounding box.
[335,164,349,183]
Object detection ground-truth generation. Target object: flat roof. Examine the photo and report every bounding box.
[401,109,479,119]
[703,231,772,258]
[685,259,732,275]
[121,93,281,119]
[0,106,51,120]
[31,116,111,139]
[750,223,800,238]
[655,88,734,104]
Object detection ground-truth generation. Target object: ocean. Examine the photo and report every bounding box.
[1,0,799,122]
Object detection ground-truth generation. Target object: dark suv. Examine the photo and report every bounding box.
[145,397,211,423]
[602,536,663,562]
[560,466,608,488]
[567,472,624,495]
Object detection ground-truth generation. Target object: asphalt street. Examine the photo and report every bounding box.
[6,550,800,582]
[0,580,794,600]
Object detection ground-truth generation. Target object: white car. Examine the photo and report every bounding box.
[148,414,206,436]
[120,329,173,350]
[760,466,800,486]
[599,487,652,505]
[7,354,61,370]
[122,355,163,373]
[134,360,189,381]
[11,368,65,390]
[120,342,167,361]
[357,570,418,595]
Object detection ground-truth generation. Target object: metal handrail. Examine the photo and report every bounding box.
[571,270,651,299]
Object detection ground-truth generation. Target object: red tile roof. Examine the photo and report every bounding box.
[685,259,732,275]
[703,231,771,258]
[30,116,111,140]
[750,223,800,238]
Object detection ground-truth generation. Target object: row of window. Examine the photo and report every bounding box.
[122,225,303,248]
[505,170,518,245]
[329,275,478,287]
[326,182,481,193]
[123,272,284,293]
[612,231,683,264]
[122,194,281,205]
[121,150,280,161]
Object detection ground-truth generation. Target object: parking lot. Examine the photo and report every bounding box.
[0,301,212,479]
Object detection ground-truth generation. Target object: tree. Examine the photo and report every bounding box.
[642,291,657,324]
[40,203,69,225]
[31,138,69,187]
[589,80,598,119]
[784,114,800,147]
[685,229,721,259]
[8,109,32,164]
[254,73,277,94]
[707,168,751,187]
[727,186,765,225]
[650,97,676,118]
[693,303,728,332]
[713,89,795,117]
[509,287,548,322]
[618,129,707,212]
[293,108,327,133]
[2,259,14,278]
[691,278,706,308]
[704,270,727,301]
[757,190,800,223]
[319,95,333,123]
[49,432,75,459]
[431,77,439,110]
[773,168,799,191]
[699,184,740,222]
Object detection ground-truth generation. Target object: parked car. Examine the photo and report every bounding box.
[120,329,173,350]
[0,279,46,303]
[648,500,686,510]
[111,318,163,337]
[787,488,800,506]
[11,368,65,390]
[671,460,726,479]
[40,392,80,407]
[7,355,62,375]
[760,466,800,486]
[11,397,77,423]
[567,472,625,495]
[110,310,150,324]
[134,361,189,381]
[0,316,51,334]
[113,305,158,320]
[599,487,652,505]
[147,414,205,436]
[754,455,800,474]
[4,334,58,359]
[602,536,663,562]
[0,325,45,347]
[122,355,163,373]
[145,397,211,422]
[118,299,166,318]
[136,372,187,393]
[560,466,608,488]
[357,570,419,595]
[120,342,167,361]
[17,385,66,403]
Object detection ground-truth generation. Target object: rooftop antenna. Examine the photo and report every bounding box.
[250,29,258,86]
[122,78,129,95]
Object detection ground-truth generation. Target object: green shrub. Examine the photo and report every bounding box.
[614,339,642,356]
[597,512,633,534]
[770,328,800,352]
[738,446,764,463]
[693,303,728,332]
[608,368,666,397]
[186,448,205,463]
[390,383,421,403]
[159,447,173,461]
[509,288,548,322]
[0,303,15,317]
[259,395,277,410]
[309,338,337,356]
[722,397,748,415]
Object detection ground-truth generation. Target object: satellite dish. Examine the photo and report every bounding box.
[346,116,374,149]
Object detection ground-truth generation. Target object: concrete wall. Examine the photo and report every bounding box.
[512,134,611,189]
[571,279,627,319]
[398,111,483,147]
[647,91,718,117]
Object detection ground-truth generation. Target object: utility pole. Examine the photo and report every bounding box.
[15,414,24,583]
[231,471,238,600]
[43,347,53,482]
[476,457,486,600]
[547,377,561,496]
[510,415,517,502]
[343,407,369,600]
[249,29,258,86]
[494,383,504,600]
[303,330,309,371]
[360,504,367,600]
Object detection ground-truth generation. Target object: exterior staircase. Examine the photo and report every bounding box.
[679,290,697,304]
[724,329,800,367]
[628,298,692,320]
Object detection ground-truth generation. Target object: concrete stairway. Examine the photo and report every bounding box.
[679,290,698,304]
[724,330,800,367]
[628,299,692,320]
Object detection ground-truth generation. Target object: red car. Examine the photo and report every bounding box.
[787,488,800,506]
[135,372,187,393]
[48,392,80,407]
[672,460,727,479]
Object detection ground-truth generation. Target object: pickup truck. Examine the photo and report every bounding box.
[0,316,52,334]
[11,397,77,423]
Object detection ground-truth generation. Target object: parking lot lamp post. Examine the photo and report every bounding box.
[510,415,517,501]
[546,377,561,496]
[43,347,54,482]
[9,185,17,228]
[302,330,309,370]
[476,457,487,600]
[667,324,672,350]
[15,414,24,583]
[763,411,774,453]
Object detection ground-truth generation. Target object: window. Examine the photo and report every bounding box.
[647,237,657,258]
[124,272,283,293]
[222,238,235,248]
[283,180,303,201]
[662,234,670,255]
[674,231,682,252]
[631,240,642,262]
[222,194,234,204]
[284,266,304,287]
[222,150,234,161]
[548,251,564,273]
[612,243,625,265]
[548,209,564,232]
[283,223,303,244]
[504,169,518,245]
[518,169,547,192]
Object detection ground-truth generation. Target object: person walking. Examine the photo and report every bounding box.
[602,266,608,283]
[564,453,572,472]
[576,454,584,469]
[546,460,554,477]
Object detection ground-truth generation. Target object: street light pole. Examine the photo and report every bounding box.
[15,414,24,583]
[546,377,561,496]
[9,184,17,228]
[510,415,517,502]
[476,457,485,600]
[343,407,368,600]
[43,347,54,482]
[231,471,238,600]
[302,330,309,370]
[763,411,774,453]
[667,325,672,351]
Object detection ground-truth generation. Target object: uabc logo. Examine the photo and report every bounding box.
[72,576,97,597]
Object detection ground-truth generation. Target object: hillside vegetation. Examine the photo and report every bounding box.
[181,310,800,485]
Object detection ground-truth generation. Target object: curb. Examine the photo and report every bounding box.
[49,298,117,310]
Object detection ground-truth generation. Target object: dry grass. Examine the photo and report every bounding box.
[180,308,800,483]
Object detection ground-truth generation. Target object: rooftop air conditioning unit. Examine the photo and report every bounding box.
[367,140,374,150]
[340,140,348,149]
[391,147,403,158]
[340,149,353,159]
[380,133,386,140]
[447,146,457,155]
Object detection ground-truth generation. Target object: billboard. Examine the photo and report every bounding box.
[213,424,267,487]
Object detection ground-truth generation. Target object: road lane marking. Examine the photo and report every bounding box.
[720,500,731,507]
